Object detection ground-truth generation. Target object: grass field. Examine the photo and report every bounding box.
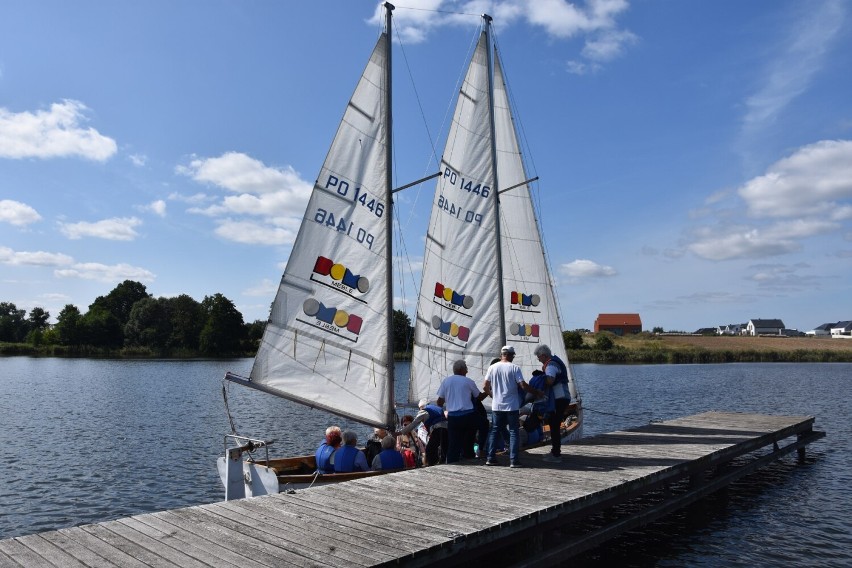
[569,333,852,364]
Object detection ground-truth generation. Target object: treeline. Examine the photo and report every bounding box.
[1,280,418,359]
[0,280,262,357]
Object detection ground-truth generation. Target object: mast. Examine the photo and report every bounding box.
[483,13,507,347]
[383,2,396,428]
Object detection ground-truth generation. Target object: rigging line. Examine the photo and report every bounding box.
[222,381,239,436]
[391,5,482,17]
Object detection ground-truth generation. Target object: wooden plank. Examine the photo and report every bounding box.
[0,539,45,567]
[127,514,272,568]
[36,529,116,568]
[51,527,150,568]
[98,519,210,568]
[11,534,88,568]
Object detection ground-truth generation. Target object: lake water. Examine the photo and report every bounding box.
[0,358,849,566]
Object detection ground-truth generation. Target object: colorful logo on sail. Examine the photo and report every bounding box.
[311,256,370,302]
[430,315,470,347]
[299,298,363,342]
[433,282,474,315]
[510,291,541,313]
[509,322,540,343]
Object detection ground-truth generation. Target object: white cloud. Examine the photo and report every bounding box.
[137,200,166,217]
[129,153,148,166]
[560,258,617,281]
[0,200,42,226]
[742,1,846,137]
[54,262,155,283]
[0,100,117,161]
[59,217,143,241]
[179,152,314,245]
[243,278,278,297]
[370,1,635,67]
[214,219,298,245]
[0,246,74,266]
[739,140,852,218]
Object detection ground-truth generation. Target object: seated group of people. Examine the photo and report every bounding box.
[315,424,422,474]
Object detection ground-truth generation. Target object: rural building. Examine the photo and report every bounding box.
[830,321,852,338]
[595,313,642,335]
[744,319,785,336]
[805,323,836,337]
[717,323,746,335]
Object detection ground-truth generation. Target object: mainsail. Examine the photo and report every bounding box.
[228,22,396,429]
[410,17,579,410]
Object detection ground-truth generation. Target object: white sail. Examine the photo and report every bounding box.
[240,33,394,428]
[410,23,580,414]
[410,31,503,402]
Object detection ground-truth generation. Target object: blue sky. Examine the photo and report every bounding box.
[1,0,850,334]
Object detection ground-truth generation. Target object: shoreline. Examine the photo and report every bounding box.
[568,334,852,364]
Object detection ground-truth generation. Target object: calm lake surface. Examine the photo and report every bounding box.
[0,358,849,566]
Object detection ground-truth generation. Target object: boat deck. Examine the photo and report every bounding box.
[0,411,824,567]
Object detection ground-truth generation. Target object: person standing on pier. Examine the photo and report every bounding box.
[534,344,571,463]
[482,346,544,467]
[436,359,485,463]
[397,399,448,465]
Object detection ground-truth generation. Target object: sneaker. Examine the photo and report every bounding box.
[542,454,562,463]
[509,462,523,468]
[484,460,497,466]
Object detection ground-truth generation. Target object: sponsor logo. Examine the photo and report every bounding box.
[311,256,369,302]
[298,298,364,342]
[510,290,541,313]
[429,315,470,348]
[433,282,474,315]
[509,322,540,343]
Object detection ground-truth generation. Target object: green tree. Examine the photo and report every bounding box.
[55,304,83,346]
[81,306,123,348]
[652,326,664,334]
[199,293,245,355]
[124,297,172,350]
[167,294,205,351]
[0,302,26,342]
[594,332,614,351]
[392,309,413,352]
[244,319,266,352]
[563,330,585,350]
[90,280,151,327]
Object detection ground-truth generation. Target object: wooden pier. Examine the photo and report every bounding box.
[0,412,825,567]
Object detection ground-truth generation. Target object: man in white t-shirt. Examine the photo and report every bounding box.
[436,359,484,463]
[482,346,543,467]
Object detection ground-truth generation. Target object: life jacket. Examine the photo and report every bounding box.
[333,445,360,473]
[315,442,335,473]
[423,405,445,430]
[378,449,404,470]
[528,373,555,415]
[547,355,571,401]
[401,448,417,469]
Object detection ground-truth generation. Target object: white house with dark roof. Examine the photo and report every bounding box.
[745,319,785,336]
[830,321,852,338]
[718,323,745,335]
[805,323,836,337]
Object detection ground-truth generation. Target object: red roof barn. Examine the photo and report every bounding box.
[594,313,642,335]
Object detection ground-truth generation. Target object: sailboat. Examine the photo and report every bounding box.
[217,7,582,500]
[408,15,583,444]
[217,3,402,500]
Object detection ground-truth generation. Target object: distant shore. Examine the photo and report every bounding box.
[568,334,852,364]
[4,335,852,364]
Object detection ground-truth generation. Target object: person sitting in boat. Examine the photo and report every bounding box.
[397,399,448,466]
[364,427,388,466]
[315,425,342,474]
[333,430,369,473]
[371,433,405,471]
[396,414,425,468]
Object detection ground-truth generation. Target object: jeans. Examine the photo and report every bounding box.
[488,410,520,464]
